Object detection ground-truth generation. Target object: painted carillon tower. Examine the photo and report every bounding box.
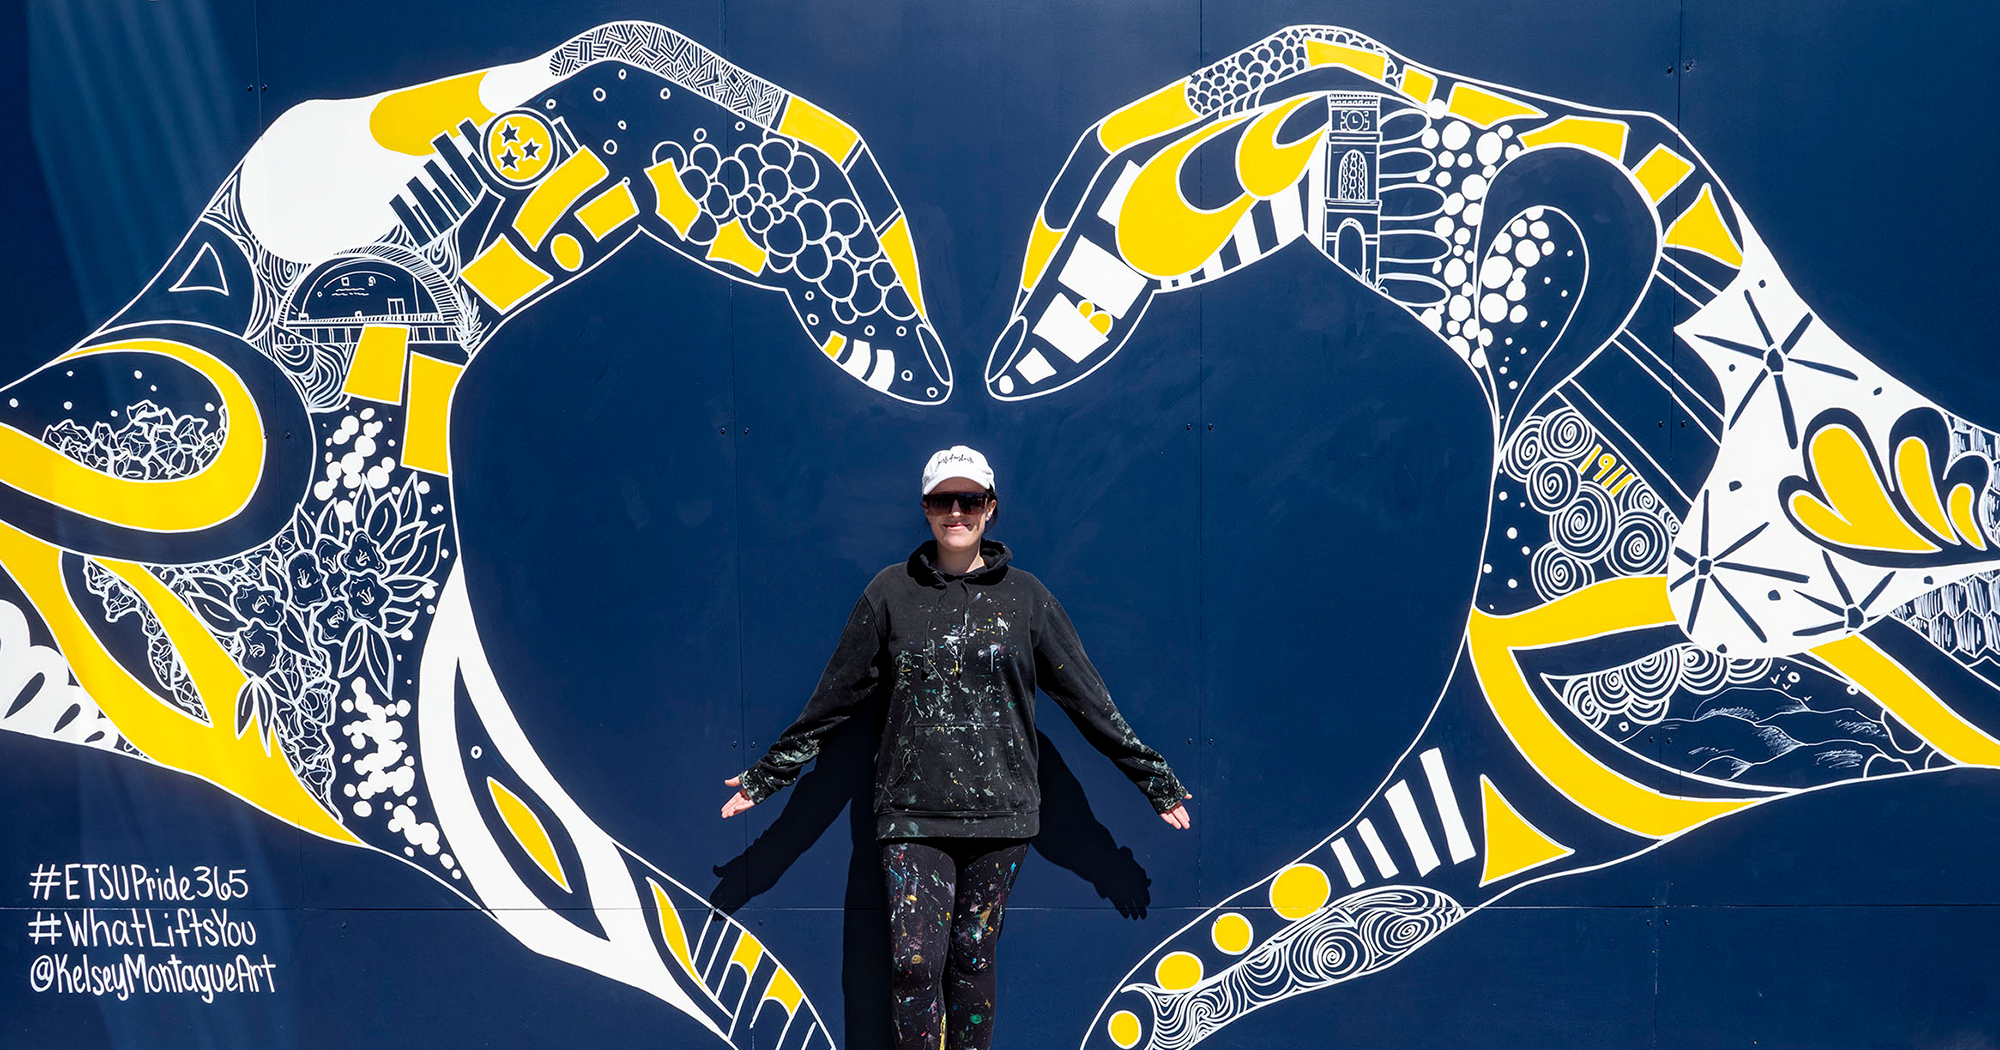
[1323,91,1381,284]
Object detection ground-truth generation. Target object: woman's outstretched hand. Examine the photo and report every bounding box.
[720,776,756,819]
[1160,792,1193,830]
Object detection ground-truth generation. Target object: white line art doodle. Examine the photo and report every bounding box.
[989,24,2000,1050]
[0,21,946,1049]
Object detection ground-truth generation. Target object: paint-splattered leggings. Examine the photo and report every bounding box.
[880,837,1031,1050]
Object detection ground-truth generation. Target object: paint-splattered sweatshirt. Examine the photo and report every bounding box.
[737,539,1188,839]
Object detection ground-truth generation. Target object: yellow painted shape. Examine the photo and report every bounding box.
[486,777,571,892]
[1211,912,1252,954]
[1117,115,1254,279]
[1632,144,1694,203]
[370,72,493,156]
[512,146,610,249]
[1477,776,1574,887]
[1813,634,2000,765]
[1445,83,1546,127]
[1662,184,1744,267]
[1304,39,1387,80]
[343,325,410,403]
[1467,576,1759,838]
[763,966,805,1015]
[403,353,464,476]
[1895,437,1957,544]
[778,97,859,164]
[728,930,764,975]
[1950,484,1987,550]
[1237,94,1325,198]
[1789,424,1938,554]
[0,339,262,533]
[1020,216,1064,291]
[820,332,847,361]
[647,879,701,980]
[550,234,583,272]
[1099,78,1201,153]
[1519,116,1630,163]
[878,214,928,320]
[1155,951,1204,991]
[1400,67,1437,103]
[1107,1010,1142,1049]
[576,181,639,241]
[644,159,702,237]
[705,219,768,275]
[461,237,553,313]
[1268,862,1331,920]
[0,521,353,842]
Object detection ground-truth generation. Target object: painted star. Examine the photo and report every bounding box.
[499,147,520,171]
[1672,491,1810,645]
[1694,289,1857,448]
[501,122,520,144]
[522,140,541,159]
[1791,551,1894,637]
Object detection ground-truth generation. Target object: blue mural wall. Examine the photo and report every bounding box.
[4,2,1999,1047]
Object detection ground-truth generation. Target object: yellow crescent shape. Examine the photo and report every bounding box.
[1115,115,1254,280]
[1236,94,1326,198]
[0,338,265,533]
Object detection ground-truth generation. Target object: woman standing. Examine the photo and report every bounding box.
[721,445,1192,1050]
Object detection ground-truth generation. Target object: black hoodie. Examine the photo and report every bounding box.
[737,539,1188,839]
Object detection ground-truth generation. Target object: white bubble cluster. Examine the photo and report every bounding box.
[315,411,399,504]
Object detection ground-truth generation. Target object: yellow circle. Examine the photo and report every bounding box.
[486,111,554,184]
[1107,1009,1142,1048]
[1154,950,1204,991]
[551,234,583,272]
[1211,912,1253,955]
[1269,863,1331,920]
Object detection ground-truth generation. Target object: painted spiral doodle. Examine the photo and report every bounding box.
[1122,886,1464,1050]
[1530,543,1593,601]
[1551,483,1616,561]
[1608,510,1672,575]
[1558,644,1774,730]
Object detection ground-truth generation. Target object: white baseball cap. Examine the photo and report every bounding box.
[921,445,996,494]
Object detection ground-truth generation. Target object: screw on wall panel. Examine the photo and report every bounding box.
[1683,61,1695,72]
[1657,420,1665,427]
[1186,738,1194,746]
[720,427,727,435]
[731,741,738,747]
[1680,420,1687,427]
[1185,423,1192,430]
[742,427,749,435]
[261,84,268,91]
[1206,423,1214,430]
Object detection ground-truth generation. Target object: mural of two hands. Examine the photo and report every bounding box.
[3,15,1998,1050]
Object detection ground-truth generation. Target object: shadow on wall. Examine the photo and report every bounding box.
[710,719,1158,1044]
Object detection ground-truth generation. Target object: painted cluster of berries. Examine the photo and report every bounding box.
[655,134,920,324]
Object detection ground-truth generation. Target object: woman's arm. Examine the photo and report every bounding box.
[728,589,888,811]
[1031,587,1191,819]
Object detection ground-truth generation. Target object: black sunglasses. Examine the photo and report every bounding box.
[922,491,993,513]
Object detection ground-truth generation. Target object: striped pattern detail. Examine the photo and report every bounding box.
[1324,748,1477,889]
[392,120,491,245]
[1158,179,1312,291]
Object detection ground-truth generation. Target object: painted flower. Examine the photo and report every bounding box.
[286,552,331,606]
[231,582,284,626]
[343,571,388,627]
[341,532,387,575]
[236,622,279,677]
[313,600,354,647]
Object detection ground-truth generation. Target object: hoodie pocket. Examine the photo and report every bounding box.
[880,723,1035,815]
